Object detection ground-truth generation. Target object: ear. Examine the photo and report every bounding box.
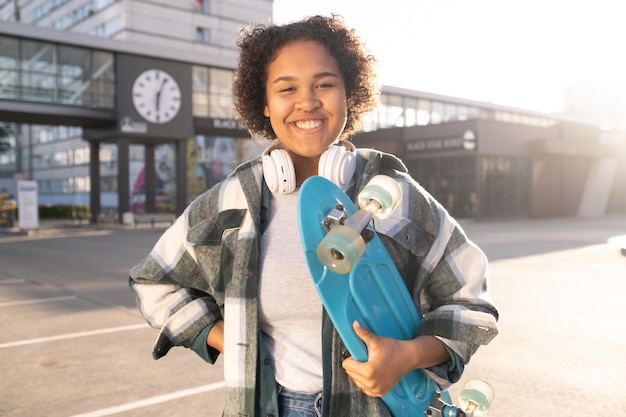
[263,105,270,118]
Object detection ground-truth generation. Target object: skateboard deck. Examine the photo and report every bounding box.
[298,175,440,416]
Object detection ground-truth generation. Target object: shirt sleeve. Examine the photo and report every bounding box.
[410,185,499,362]
[424,342,464,389]
[375,171,499,386]
[190,323,221,363]
[129,205,224,360]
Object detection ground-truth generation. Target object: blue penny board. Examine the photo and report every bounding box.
[298,176,440,416]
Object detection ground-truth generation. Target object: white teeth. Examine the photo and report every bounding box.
[295,119,322,130]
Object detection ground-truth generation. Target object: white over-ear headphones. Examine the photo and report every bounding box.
[262,141,357,194]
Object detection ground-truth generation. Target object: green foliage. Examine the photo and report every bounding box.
[35,205,91,219]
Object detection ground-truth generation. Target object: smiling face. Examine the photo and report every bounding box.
[264,40,348,162]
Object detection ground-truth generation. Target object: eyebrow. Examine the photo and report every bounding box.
[271,72,339,84]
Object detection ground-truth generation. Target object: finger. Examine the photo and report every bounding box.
[352,320,373,344]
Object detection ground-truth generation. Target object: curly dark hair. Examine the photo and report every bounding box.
[233,15,379,141]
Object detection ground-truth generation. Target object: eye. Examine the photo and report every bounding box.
[316,82,334,89]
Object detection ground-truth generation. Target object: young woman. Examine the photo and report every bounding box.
[130,15,498,417]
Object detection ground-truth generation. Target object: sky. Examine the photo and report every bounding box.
[272,0,626,114]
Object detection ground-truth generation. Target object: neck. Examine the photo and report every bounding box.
[289,152,320,187]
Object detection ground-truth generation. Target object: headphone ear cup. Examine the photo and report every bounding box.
[261,153,279,192]
[262,149,296,194]
[318,142,356,190]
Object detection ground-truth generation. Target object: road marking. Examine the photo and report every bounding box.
[0,295,77,307]
[0,278,26,284]
[0,230,113,244]
[0,323,149,349]
[68,381,226,417]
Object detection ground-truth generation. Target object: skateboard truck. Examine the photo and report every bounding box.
[427,376,494,417]
[426,377,494,417]
[427,392,468,417]
[317,175,402,274]
[321,204,376,243]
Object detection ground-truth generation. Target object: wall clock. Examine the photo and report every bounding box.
[132,69,182,124]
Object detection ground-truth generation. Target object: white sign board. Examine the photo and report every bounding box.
[17,180,39,230]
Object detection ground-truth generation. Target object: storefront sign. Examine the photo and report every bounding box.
[406,130,476,153]
[120,117,148,134]
[211,117,244,130]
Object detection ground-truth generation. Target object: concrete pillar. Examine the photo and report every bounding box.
[117,138,130,223]
[176,139,187,216]
[89,141,101,224]
[145,144,156,213]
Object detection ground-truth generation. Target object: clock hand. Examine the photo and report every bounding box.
[155,78,168,113]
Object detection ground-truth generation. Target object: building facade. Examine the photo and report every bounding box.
[356,88,626,220]
[0,0,271,218]
[1,0,624,221]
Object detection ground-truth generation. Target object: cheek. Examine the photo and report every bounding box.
[337,96,348,125]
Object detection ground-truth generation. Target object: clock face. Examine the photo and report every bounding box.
[132,69,182,124]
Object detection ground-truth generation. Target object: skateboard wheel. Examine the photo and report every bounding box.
[357,175,401,219]
[316,225,365,274]
[458,377,495,416]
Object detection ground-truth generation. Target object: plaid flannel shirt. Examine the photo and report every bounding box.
[129,149,499,417]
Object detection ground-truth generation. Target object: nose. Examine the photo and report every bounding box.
[296,88,320,113]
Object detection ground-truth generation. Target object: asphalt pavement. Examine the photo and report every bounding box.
[1,214,625,417]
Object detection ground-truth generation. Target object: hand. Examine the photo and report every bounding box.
[207,320,224,353]
[341,321,451,398]
[341,321,409,397]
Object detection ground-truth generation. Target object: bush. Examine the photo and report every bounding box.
[34,205,91,219]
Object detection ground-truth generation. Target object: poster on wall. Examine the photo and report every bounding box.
[17,180,39,230]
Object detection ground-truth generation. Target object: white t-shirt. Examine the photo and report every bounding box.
[258,190,324,393]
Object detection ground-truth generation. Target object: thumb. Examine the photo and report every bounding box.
[352,320,376,346]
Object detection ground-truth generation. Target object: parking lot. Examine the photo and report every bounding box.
[1,215,625,416]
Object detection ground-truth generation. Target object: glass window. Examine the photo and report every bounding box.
[209,67,234,118]
[403,97,418,127]
[480,156,530,218]
[382,94,405,127]
[53,15,72,30]
[192,66,209,117]
[90,50,115,108]
[416,99,431,126]
[21,40,56,102]
[57,45,90,105]
[95,0,116,10]
[195,0,210,13]
[467,106,481,120]
[34,3,51,20]
[91,16,122,37]
[75,176,90,192]
[192,66,234,118]
[0,36,19,100]
[374,93,403,128]
[457,105,469,121]
[431,101,444,124]
[74,147,90,164]
[73,3,93,23]
[196,27,211,44]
